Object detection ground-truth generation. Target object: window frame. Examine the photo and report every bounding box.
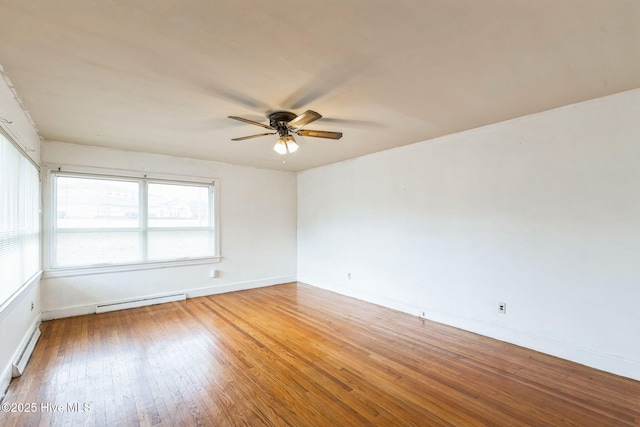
[43,164,220,278]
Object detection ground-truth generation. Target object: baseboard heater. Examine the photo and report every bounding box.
[95,292,186,314]
[12,326,41,377]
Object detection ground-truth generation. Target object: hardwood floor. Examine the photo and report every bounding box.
[1,283,638,426]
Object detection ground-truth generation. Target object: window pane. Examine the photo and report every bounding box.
[55,231,141,267]
[148,183,210,227]
[56,176,139,229]
[147,230,213,260]
[50,173,216,269]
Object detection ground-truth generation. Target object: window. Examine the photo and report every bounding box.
[0,129,40,305]
[49,170,218,271]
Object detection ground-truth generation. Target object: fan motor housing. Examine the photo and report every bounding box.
[268,111,297,128]
[228,109,341,142]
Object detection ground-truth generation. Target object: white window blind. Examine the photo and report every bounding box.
[0,130,40,305]
[51,172,216,269]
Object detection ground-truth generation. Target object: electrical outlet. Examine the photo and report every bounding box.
[498,302,507,314]
[31,301,34,311]
[347,272,351,280]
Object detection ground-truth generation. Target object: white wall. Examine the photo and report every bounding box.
[40,141,297,318]
[297,89,640,381]
[0,68,42,399]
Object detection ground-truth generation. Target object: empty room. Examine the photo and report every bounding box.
[1,1,639,426]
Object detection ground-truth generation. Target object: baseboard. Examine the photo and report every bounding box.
[42,276,296,321]
[42,304,96,321]
[296,276,417,314]
[12,319,41,377]
[420,308,640,382]
[1,314,42,402]
[96,292,186,314]
[299,276,640,382]
[187,276,296,298]
[0,363,10,403]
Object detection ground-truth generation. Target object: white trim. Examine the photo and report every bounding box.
[0,360,10,403]
[1,314,42,401]
[96,292,186,314]
[42,276,296,321]
[42,163,217,184]
[42,256,221,279]
[43,304,95,321]
[298,276,640,382]
[187,276,297,298]
[12,321,41,377]
[416,306,640,382]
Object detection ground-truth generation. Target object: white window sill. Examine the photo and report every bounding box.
[42,256,221,279]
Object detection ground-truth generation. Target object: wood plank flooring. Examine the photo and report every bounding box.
[1,282,639,426]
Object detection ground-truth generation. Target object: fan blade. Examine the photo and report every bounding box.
[287,110,322,129]
[228,116,274,130]
[231,132,276,141]
[297,129,343,140]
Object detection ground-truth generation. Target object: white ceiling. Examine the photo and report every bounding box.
[1,1,639,171]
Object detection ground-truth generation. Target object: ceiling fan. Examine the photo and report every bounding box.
[228,110,342,154]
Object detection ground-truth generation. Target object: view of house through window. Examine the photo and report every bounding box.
[52,173,216,269]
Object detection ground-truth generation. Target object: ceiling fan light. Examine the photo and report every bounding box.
[285,135,298,153]
[273,137,288,155]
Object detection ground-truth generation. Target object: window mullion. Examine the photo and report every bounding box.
[50,172,58,269]
[214,185,219,254]
[141,179,148,263]
[48,170,218,270]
